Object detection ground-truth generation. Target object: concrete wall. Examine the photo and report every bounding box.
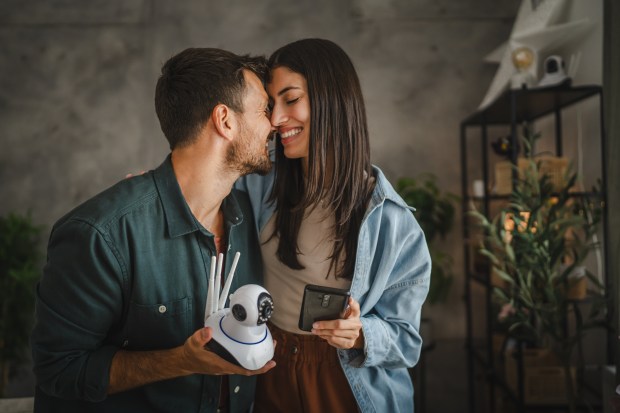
[604,0,620,382]
[0,0,603,344]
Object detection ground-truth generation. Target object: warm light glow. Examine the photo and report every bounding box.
[503,211,534,243]
[511,47,535,71]
[504,211,532,232]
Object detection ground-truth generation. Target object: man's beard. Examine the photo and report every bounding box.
[226,124,272,176]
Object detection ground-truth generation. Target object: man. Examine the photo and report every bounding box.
[31,48,275,412]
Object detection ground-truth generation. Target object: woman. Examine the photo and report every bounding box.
[236,38,431,412]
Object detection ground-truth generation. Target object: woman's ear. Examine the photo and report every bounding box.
[211,104,236,142]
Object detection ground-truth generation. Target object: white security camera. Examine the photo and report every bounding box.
[205,284,275,370]
[229,284,274,327]
[538,55,570,87]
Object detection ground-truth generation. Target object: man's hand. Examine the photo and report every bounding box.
[181,327,276,376]
[124,171,147,178]
[109,326,276,394]
[311,297,364,350]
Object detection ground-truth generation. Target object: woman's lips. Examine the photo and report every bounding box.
[280,128,302,145]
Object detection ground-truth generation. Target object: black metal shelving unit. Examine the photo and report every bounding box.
[460,85,611,413]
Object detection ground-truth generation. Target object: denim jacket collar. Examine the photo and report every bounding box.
[367,167,415,214]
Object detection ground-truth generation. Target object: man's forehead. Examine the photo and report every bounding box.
[243,70,268,102]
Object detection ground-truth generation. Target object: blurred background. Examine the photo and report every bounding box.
[0,1,617,412]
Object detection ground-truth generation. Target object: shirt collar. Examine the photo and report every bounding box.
[153,155,244,238]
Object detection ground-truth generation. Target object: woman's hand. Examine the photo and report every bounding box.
[311,297,364,349]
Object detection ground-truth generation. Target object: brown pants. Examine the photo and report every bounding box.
[254,323,359,413]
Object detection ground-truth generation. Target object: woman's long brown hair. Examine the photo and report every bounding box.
[267,38,374,279]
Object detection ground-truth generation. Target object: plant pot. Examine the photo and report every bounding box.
[0,397,33,413]
[505,348,576,405]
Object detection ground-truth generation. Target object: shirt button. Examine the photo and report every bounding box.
[234,386,240,393]
[291,345,298,354]
[158,305,167,314]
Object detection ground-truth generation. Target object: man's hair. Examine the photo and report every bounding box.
[267,38,374,280]
[155,48,268,149]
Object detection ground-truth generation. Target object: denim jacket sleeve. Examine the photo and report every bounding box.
[346,192,431,369]
[31,218,124,402]
[233,169,275,234]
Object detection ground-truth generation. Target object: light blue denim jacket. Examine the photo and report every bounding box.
[235,164,431,412]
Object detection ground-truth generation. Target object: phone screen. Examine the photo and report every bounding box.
[298,284,351,331]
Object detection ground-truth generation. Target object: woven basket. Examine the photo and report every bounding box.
[495,156,569,195]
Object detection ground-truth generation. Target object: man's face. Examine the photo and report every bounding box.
[226,70,273,176]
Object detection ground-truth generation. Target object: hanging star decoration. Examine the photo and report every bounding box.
[479,0,592,109]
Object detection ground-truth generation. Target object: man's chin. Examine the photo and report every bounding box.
[253,168,271,176]
[252,161,273,176]
[239,159,272,176]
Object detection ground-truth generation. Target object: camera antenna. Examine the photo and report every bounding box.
[205,256,217,321]
[214,253,224,309]
[218,251,240,310]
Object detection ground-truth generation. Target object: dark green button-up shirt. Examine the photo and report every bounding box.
[31,156,263,413]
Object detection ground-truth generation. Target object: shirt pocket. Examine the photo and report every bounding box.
[126,296,191,350]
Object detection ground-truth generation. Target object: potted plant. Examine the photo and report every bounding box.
[469,132,607,412]
[0,212,42,397]
[396,174,458,305]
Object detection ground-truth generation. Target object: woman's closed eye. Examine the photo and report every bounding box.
[286,97,300,105]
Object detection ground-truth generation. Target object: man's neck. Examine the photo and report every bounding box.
[170,147,237,231]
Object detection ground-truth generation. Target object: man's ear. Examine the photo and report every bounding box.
[211,104,237,142]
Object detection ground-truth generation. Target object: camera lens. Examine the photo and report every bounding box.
[232,304,247,322]
[257,293,274,325]
[262,305,273,318]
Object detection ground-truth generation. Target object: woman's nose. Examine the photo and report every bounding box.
[270,105,288,126]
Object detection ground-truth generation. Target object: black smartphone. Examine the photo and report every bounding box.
[298,284,351,332]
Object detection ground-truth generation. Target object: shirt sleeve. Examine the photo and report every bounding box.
[31,218,125,402]
[345,206,431,369]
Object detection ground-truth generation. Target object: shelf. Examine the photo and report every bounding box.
[475,351,604,411]
[464,191,604,202]
[471,344,488,367]
[461,85,602,126]
[468,272,490,287]
[469,271,604,304]
[461,83,610,413]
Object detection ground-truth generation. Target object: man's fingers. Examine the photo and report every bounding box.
[229,359,277,376]
[201,327,212,343]
[190,327,212,348]
[124,170,147,179]
[258,360,277,372]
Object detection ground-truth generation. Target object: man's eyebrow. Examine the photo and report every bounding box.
[277,86,301,96]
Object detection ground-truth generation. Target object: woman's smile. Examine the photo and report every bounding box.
[280,127,303,145]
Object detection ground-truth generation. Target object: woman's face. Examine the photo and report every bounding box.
[267,66,311,160]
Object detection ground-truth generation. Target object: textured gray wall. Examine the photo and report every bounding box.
[604,0,620,376]
[3,0,578,341]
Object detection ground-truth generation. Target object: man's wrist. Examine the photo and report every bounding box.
[108,345,193,394]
